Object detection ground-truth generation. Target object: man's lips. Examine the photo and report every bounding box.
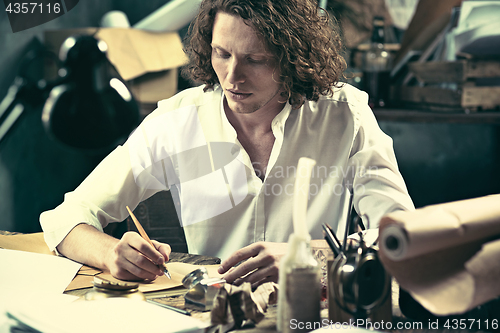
[228,89,251,94]
[227,89,252,100]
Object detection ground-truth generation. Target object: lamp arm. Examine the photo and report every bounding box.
[0,75,56,146]
[0,77,28,145]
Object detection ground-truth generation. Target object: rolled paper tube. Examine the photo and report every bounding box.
[378,194,500,315]
[379,194,500,261]
[379,224,409,261]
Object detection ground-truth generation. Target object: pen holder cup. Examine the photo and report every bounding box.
[311,240,334,309]
[327,242,392,326]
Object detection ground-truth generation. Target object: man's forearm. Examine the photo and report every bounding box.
[56,223,118,271]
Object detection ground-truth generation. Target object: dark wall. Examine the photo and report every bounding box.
[380,121,500,209]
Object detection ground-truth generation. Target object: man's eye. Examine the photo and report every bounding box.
[248,56,270,65]
[247,57,266,64]
[216,51,230,59]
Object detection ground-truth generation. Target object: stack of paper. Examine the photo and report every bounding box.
[0,248,83,332]
[6,297,207,333]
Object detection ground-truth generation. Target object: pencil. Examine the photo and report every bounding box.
[126,206,171,279]
[342,190,354,253]
[322,223,341,258]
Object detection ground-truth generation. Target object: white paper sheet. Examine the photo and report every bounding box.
[0,248,82,294]
[0,294,79,333]
[6,297,207,333]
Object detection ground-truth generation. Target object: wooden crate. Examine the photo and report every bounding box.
[392,60,500,112]
[409,60,500,83]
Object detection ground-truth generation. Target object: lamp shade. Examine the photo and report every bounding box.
[42,35,140,152]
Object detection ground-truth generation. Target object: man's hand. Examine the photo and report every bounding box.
[105,231,172,281]
[218,242,287,289]
[56,224,172,281]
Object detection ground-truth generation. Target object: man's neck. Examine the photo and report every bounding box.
[223,98,285,137]
[223,97,284,180]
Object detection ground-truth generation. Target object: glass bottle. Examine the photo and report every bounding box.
[363,16,392,108]
[277,157,321,333]
[278,234,321,333]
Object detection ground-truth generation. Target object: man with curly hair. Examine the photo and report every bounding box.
[40,0,414,287]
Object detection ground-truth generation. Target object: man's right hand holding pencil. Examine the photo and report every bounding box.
[56,223,171,281]
[105,231,171,281]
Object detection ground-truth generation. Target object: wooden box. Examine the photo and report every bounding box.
[392,60,500,112]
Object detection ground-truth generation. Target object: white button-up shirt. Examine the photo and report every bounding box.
[40,84,414,259]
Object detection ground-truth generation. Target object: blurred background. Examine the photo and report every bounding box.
[0,0,499,238]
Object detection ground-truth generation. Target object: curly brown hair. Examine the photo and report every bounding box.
[183,0,346,108]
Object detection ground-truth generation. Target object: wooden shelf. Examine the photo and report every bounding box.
[373,108,500,125]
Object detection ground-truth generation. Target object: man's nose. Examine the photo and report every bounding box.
[227,59,245,84]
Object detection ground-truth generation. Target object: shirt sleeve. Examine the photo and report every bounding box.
[346,102,415,229]
[39,142,162,252]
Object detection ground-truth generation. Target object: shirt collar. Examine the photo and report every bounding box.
[271,101,292,132]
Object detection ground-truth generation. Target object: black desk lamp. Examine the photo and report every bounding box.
[0,34,140,152]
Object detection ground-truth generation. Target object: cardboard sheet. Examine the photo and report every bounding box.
[65,262,221,292]
[0,233,54,255]
[68,262,222,293]
[44,27,188,104]
[378,194,500,315]
[95,28,188,81]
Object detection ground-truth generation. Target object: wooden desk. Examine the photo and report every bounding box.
[62,252,278,332]
[1,231,492,332]
[65,256,490,333]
